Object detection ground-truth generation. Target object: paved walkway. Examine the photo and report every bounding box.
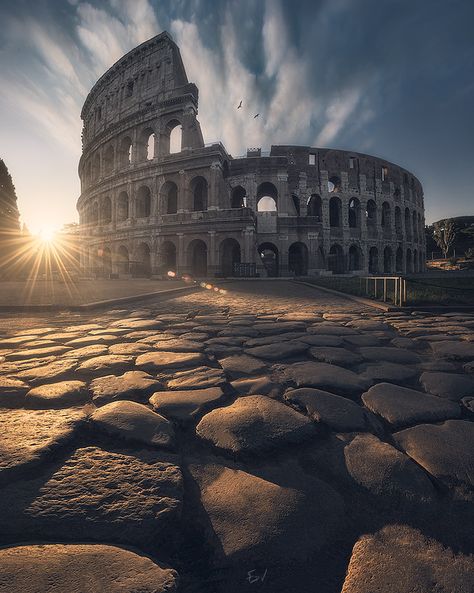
[0,280,473,593]
[0,278,187,307]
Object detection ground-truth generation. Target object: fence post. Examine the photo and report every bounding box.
[383,278,387,302]
[374,278,377,299]
[403,278,407,306]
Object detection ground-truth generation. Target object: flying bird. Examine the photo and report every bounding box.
[254,113,259,118]
[237,100,242,109]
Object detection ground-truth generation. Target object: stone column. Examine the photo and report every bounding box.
[208,162,221,210]
[208,231,218,277]
[177,233,186,275]
[178,170,188,213]
[298,172,308,216]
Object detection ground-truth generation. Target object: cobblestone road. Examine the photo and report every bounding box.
[0,280,473,593]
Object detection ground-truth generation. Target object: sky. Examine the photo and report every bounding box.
[0,0,473,233]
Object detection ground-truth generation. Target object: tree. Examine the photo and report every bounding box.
[0,158,21,276]
[433,218,457,258]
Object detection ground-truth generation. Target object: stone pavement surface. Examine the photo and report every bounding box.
[0,279,473,593]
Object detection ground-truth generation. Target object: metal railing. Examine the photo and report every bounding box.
[360,276,406,306]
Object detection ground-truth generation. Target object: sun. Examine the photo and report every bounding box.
[36,226,58,243]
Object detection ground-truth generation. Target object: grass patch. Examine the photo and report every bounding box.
[304,276,474,306]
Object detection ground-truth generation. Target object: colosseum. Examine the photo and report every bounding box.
[77,31,426,279]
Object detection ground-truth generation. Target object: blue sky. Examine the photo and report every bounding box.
[0,0,473,232]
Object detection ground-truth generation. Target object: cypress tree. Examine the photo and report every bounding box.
[0,158,21,276]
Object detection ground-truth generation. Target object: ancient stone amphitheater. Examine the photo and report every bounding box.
[77,32,426,278]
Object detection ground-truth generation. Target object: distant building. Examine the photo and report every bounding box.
[77,32,426,278]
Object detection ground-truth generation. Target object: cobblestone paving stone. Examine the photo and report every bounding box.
[0,280,473,593]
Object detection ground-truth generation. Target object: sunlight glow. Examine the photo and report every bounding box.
[35,226,58,243]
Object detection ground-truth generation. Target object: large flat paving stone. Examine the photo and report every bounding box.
[90,371,162,405]
[91,401,175,448]
[358,347,421,364]
[196,395,316,455]
[0,446,183,552]
[108,342,153,355]
[189,460,344,566]
[362,382,461,429]
[4,345,71,360]
[166,366,226,389]
[0,408,85,481]
[0,377,30,407]
[284,388,381,433]
[77,355,135,376]
[430,340,474,361]
[419,371,474,401]
[244,341,308,360]
[394,420,474,488]
[136,351,206,372]
[14,359,78,385]
[309,346,362,366]
[305,433,435,504]
[62,344,109,359]
[231,376,282,398]
[218,354,267,378]
[341,524,474,593]
[359,362,419,384]
[0,543,178,593]
[284,361,371,396]
[299,334,345,347]
[149,387,226,423]
[110,319,163,330]
[25,380,89,408]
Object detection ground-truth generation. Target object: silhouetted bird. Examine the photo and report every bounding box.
[254,113,259,118]
[237,100,242,109]
[185,310,200,320]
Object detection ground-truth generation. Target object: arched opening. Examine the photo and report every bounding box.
[289,242,308,276]
[101,197,112,224]
[348,245,363,271]
[161,241,177,272]
[405,208,411,239]
[406,249,413,273]
[160,181,178,215]
[101,247,112,276]
[328,244,344,274]
[135,243,151,277]
[259,242,279,277]
[369,247,378,274]
[396,246,403,272]
[191,176,208,211]
[395,206,402,234]
[328,176,341,193]
[329,196,342,227]
[419,251,424,271]
[117,246,129,275]
[90,202,99,227]
[117,191,129,222]
[412,211,418,241]
[168,120,182,154]
[366,199,377,225]
[307,194,322,220]
[413,249,418,272]
[384,246,393,273]
[220,238,241,276]
[103,145,114,175]
[256,182,278,212]
[144,129,155,160]
[188,239,207,277]
[291,194,301,216]
[136,186,151,218]
[231,186,246,208]
[381,202,391,228]
[348,198,361,228]
[92,154,100,181]
[119,137,132,167]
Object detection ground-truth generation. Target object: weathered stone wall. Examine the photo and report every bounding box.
[77,32,426,278]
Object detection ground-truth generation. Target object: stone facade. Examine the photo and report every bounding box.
[77,32,426,278]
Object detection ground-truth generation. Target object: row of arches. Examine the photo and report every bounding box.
[82,176,209,225]
[83,121,183,186]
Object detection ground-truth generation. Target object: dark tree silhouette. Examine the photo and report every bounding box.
[0,158,21,275]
